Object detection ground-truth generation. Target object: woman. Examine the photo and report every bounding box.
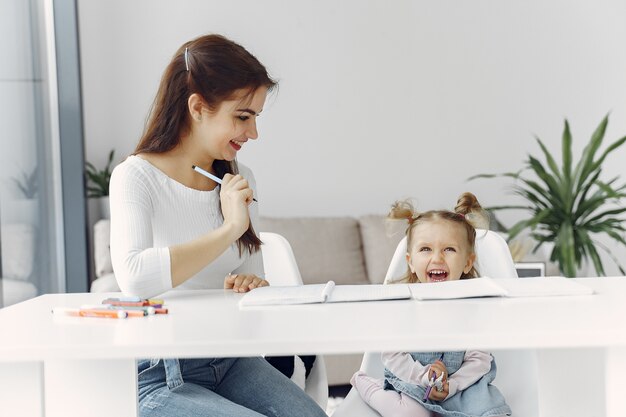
[109,34,326,417]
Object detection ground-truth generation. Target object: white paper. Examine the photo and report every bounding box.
[328,284,411,303]
[409,277,508,300]
[495,276,594,297]
[239,284,328,307]
[239,282,412,307]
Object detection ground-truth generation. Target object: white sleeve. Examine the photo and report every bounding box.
[109,162,172,298]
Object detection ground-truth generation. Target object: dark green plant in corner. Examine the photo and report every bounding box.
[470,115,626,277]
[85,149,115,197]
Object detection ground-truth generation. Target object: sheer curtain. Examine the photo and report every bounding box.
[0,0,68,306]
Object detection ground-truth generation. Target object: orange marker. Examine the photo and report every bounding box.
[52,307,127,319]
[80,308,127,318]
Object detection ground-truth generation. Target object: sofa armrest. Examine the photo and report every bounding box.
[94,219,113,278]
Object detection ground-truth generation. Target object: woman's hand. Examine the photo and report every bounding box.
[224,274,269,293]
[220,174,254,238]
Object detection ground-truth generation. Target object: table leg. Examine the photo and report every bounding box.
[45,359,137,417]
[605,347,626,417]
[0,361,44,417]
[537,348,604,417]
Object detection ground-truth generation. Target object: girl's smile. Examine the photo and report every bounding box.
[407,220,475,284]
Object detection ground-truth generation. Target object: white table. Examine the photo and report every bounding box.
[1,277,626,417]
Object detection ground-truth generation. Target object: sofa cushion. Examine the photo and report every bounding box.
[1,223,35,280]
[259,217,369,285]
[358,215,406,284]
[94,219,113,278]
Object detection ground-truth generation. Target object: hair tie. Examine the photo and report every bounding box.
[184,47,190,71]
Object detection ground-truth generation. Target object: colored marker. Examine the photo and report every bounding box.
[423,370,436,401]
[52,307,127,319]
[192,165,258,202]
[423,353,445,401]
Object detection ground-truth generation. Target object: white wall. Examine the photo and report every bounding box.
[78,0,626,273]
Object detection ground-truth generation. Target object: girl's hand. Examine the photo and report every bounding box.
[428,381,449,401]
[427,360,449,401]
[220,174,254,238]
[430,360,448,381]
[224,274,269,293]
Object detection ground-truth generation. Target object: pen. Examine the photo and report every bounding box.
[423,370,436,401]
[192,165,258,202]
[102,299,163,307]
[423,353,445,401]
[81,305,149,317]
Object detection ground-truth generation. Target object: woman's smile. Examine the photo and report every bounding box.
[230,139,245,151]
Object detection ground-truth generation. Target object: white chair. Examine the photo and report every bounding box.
[259,232,329,410]
[333,229,539,417]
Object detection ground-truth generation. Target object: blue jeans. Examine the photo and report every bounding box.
[137,357,327,417]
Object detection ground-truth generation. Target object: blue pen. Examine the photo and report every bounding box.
[192,165,258,202]
[423,353,445,401]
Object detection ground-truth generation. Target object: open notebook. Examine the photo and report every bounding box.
[239,277,594,307]
[409,276,594,300]
[239,281,412,307]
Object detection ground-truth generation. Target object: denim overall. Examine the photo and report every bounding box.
[384,351,512,417]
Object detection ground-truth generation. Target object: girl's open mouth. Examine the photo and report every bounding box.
[428,270,449,282]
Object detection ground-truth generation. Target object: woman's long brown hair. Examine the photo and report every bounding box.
[134,34,277,255]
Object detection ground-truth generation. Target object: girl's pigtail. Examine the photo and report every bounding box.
[388,200,416,222]
[387,200,421,284]
[454,192,489,230]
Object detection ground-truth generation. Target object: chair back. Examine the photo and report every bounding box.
[384,229,518,284]
[260,232,304,286]
[258,232,328,409]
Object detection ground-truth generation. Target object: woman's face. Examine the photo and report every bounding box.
[406,219,475,283]
[194,86,268,162]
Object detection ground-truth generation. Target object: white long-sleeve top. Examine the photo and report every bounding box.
[382,350,493,399]
[109,155,264,299]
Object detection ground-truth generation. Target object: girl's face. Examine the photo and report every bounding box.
[192,86,268,162]
[406,219,475,283]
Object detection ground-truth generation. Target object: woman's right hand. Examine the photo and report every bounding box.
[220,173,253,238]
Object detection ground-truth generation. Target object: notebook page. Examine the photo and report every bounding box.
[327,284,411,303]
[496,276,594,297]
[409,277,507,300]
[239,283,328,307]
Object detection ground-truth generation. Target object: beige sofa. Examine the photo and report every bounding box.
[91,215,406,386]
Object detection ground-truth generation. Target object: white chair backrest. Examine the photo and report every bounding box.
[260,232,304,286]
[384,229,518,284]
[258,232,328,409]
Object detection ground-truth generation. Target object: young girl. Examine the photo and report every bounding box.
[351,192,512,417]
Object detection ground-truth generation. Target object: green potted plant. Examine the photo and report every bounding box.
[470,115,626,277]
[85,149,115,219]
